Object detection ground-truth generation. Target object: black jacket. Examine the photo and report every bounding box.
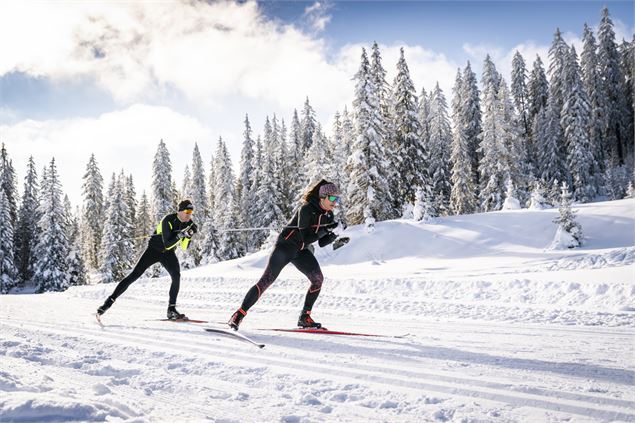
[278,196,337,249]
[148,213,195,252]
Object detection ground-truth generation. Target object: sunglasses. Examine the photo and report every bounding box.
[327,195,340,202]
[183,209,193,215]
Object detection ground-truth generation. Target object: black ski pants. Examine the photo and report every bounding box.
[109,247,181,305]
[240,242,323,313]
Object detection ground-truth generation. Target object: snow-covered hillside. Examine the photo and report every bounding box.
[1,199,634,422]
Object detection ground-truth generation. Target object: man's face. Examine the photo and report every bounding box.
[177,209,193,222]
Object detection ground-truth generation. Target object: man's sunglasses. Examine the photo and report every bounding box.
[183,209,194,215]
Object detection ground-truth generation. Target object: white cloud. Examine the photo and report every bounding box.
[2,105,212,207]
[303,2,333,33]
[0,1,348,111]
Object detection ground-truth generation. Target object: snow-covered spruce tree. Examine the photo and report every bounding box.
[497,78,529,206]
[390,47,424,207]
[562,46,596,203]
[528,180,550,210]
[346,47,393,228]
[461,61,483,189]
[547,28,570,185]
[15,156,39,284]
[418,87,431,153]
[181,164,191,199]
[527,55,549,168]
[598,7,629,164]
[0,189,18,293]
[199,211,220,265]
[551,181,583,248]
[502,178,521,210]
[535,95,567,195]
[305,123,331,185]
[211,137,239,260]
[235,115,256,253]
[428,83,452,216]
[300,97,317,153]
[478,57,505,212]
[511,51,531,141]
[0,143,18,224]
[151,139,174,223]
[330,110,353,222]
[413,185,435,222]
[99,174,134,283]
[65,204,87,287]
[450,69,477,215]
[619,38,634,161]
[248,136,266,249]
[80,154,104,271]
[581,23,607,179]
[371,42,399,218]
[272,116,293,218]
[288,109,306,195]
[135,191,153,254]
[184,142,208,265]
[0,143,19,290]
[32,159,69,293]
[256,119,285,232]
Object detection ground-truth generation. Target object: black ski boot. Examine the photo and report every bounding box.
[97,297,115,316]
[228,308,246,330]
[297,310,321,329]
[167,305,187,320]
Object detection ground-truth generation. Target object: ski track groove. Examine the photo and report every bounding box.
[2,318,634,422]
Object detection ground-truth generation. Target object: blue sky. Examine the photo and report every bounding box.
[0,1,632,206]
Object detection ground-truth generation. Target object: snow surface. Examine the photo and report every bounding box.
[1,199,634,422]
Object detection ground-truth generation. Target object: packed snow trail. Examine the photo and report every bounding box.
[1,199,634,422]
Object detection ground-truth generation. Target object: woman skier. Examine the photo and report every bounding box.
[228,180,349,330]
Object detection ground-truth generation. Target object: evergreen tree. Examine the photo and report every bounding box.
[329,110,351,222]
[619,37,634,161]
[80,154,104,271]
[598,7,629,163]
[536,96,567,191]
[100,174,133,283]
[199,212,220,265]
[236,115,256,252]
[15,157,39,284]
[300,97,317,152]
[479,58,505,211]
[562,46,595,202]
[428,83,452,215]
[135,191,153,254]
[289,109,306,194]
[450,69,477,215]
[32,159,69,292]
[390,48,424,207]
[461,61,483,188]
[65,204,87,287]
[0,189,17,293]
[151,139,174,223]
[413,185,435,222]
[547,29,569,184]
[346,47,392,227]
[511,51,530,138]
[249,136,266,248]
[528,181,550,210]
[527,55,549,167]
[212,137,239,259]
[181,164,192,198]
[0,143,18,223]
[581,23,606,176]
[552,182,583,248]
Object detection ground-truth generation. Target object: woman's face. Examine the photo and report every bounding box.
[320,195,339,211]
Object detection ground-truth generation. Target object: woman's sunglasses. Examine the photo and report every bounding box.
[327,195,340,202]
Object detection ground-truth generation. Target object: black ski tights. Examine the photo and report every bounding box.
[109,247,181,305]
[240,242,323,312]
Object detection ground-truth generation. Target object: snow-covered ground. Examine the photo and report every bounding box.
[1,199,634,422]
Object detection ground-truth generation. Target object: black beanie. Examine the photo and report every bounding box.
[178,199,193,211]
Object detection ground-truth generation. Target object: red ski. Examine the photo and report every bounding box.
[149,318,208,324]
[261,328,408,338]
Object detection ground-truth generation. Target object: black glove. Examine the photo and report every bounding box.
[332,237,350,251]
[189,222,198,234]
[318,232,337,247]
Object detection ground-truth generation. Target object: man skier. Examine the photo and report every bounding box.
[96,199,198,320]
